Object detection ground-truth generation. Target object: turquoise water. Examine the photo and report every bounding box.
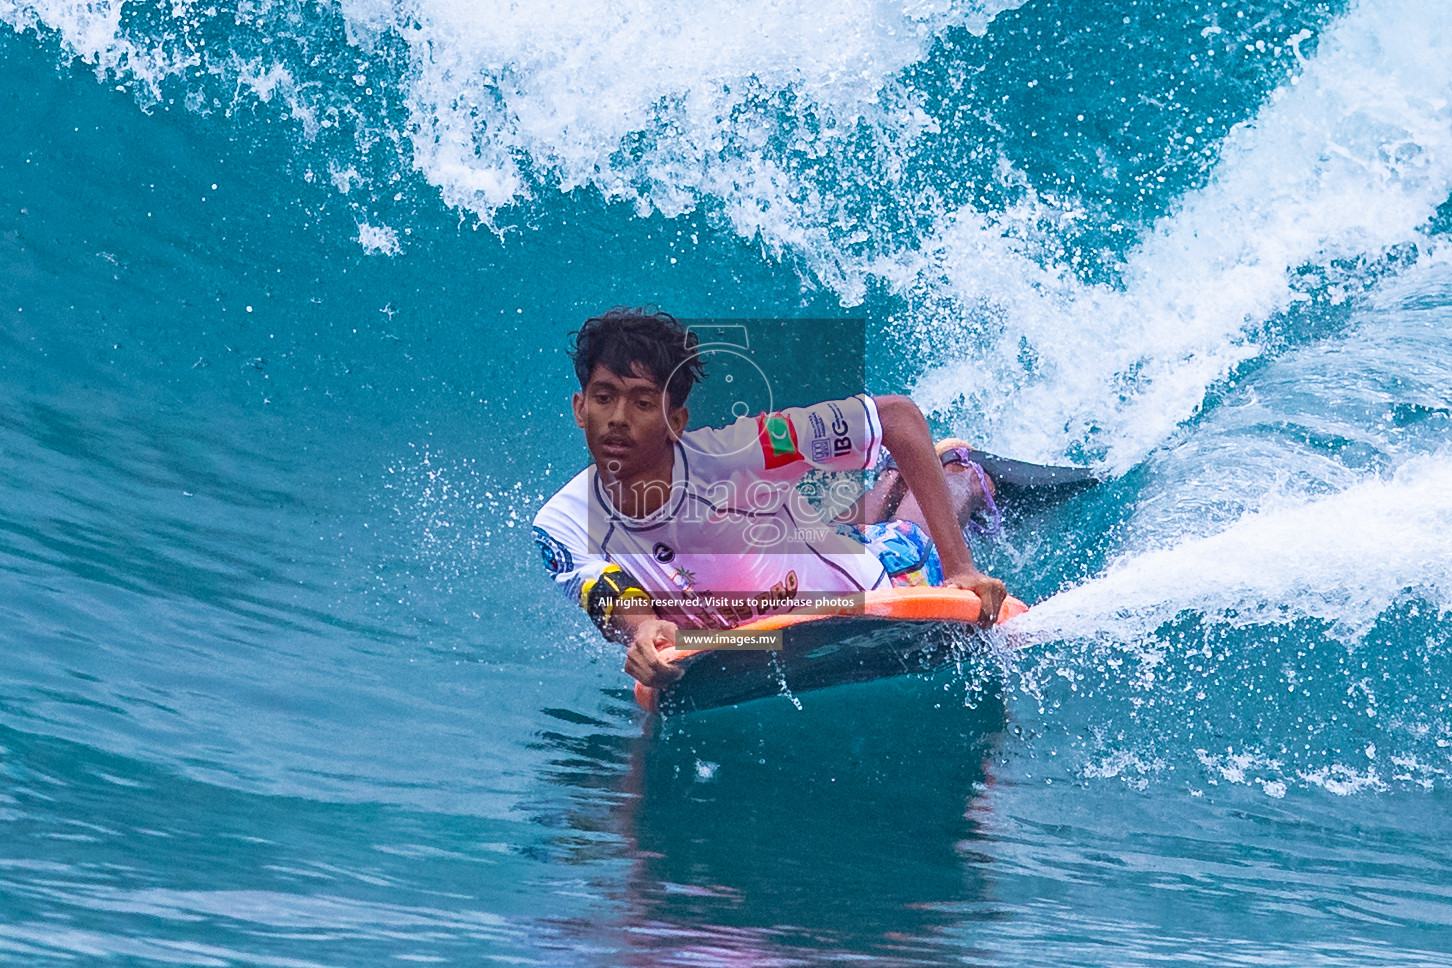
[3,0,1452,962]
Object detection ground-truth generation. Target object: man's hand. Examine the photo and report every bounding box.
[944,569,1008,628]
[624,617,687,688]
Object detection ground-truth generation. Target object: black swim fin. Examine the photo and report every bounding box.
[961,449,1100,510]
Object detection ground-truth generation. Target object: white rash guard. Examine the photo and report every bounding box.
[532,394,890,632]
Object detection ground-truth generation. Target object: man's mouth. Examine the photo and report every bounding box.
[600,434,633,454]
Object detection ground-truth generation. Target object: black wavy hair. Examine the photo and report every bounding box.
[570,307,705,409]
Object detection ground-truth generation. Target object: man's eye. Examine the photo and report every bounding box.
[594,394,611,404]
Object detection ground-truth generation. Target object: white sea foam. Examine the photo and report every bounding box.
[398,0,1023,225]
[357,222,402,256]
[906,0,1452,468]
[387,0,1452,469]
[0,0,197,95]
[1010,453,1452,644]
[4,0,1450,470]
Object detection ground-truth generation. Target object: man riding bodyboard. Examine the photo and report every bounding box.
[531,308,1008,690]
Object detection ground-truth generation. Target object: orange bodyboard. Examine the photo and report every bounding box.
[634,587,1028,713]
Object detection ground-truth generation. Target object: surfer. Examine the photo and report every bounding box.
[531,307,1008,689]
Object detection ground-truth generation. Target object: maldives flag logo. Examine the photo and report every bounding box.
[757,412,803,469]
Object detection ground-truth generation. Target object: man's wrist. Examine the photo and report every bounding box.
[938,549,980,578]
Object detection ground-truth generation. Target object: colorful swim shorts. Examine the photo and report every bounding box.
[843,519,944,587]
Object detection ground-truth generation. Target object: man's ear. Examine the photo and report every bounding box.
[667,404,689,441]
[572,391,586,429]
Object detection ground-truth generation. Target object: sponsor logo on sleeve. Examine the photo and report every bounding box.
[533,526,573,575]
[827,403,853,457]
[808,411,830,461]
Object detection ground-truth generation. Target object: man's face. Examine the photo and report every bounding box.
[573,363,688,480]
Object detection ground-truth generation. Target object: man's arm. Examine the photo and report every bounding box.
[532,517,687,689]
[575,564,686,689]
[873,395,1007,625]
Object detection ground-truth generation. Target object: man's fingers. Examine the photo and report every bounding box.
[623,641,649,681]
[975,580,1007,628]
[942,572,1007,627]
[624,637,655,679]
[624,636,686,687]
[657,656,686,684]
